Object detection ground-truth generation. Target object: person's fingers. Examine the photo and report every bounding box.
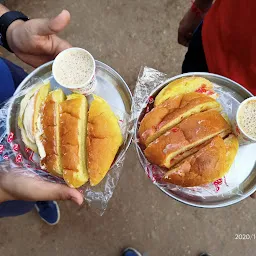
[184,34,192,47]
[48,10,71,34]
[15,53,53,67]
[59,186,84,205]
[178,34,189,47]
[1,173,84,205]
[15,35,72,66]
[30,10,71,36]
[51,35,72,57]
[178,32,192,47]
[29,181,84,205]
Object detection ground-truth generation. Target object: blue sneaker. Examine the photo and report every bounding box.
[35,201,60,225]
[122,248,142,256]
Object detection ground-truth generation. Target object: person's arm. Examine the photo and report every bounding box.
[0,170,83,205]
[0,4,72,67]
[0,5,83,205]
[193,0,213,11]
[0,4,9,15]
[178,0,213,46]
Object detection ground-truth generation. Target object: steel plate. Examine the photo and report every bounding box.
[7,60,133,173]
[135,72,256,208]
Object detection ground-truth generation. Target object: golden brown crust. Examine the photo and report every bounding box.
[139,93,220,146]
[87,95,123,186]
[163,136,226,187]
[87,137,121,183]
[144,110,231,168]
[60,113,80,171]
[168,139,211,168]
[41,99,57,170]
[60,94,89,188]
[224,134,239,171]
[154,77,215,106]
[39,90,65,176]
[139,95,183,145]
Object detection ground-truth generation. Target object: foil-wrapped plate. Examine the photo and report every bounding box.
[135,72,256,208]
[7,60,132,172]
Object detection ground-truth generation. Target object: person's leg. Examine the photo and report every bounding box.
[0,58,36,218]
[0,58,60,224]
[182,23,209,73]
[0,58,22,103]
[0,200,35,217]
[1,58,28,89]
[0,200,60,224]
[122,248,142,256]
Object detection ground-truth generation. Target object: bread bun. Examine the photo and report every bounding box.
[163,134,239,187]
[19,82,50,152]
[36,89,65,176]
[144,110,231,168]
[139,92,221,146]
[154,77,216,106]
[87,95,123,186]
[163,136,226,187]
[60,94,89,188]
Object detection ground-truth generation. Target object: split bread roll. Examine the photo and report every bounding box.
[144,110,231,168]
[36,89,65,176]
[154,77,216,106]
[60,94,89,188]
[87,95,123,186]
[167,139,211,169]
[18,82,50,152]
[163,135,239,187]
[139,92,221,146]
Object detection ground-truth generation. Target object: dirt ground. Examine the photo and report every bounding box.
[0,0,255,255]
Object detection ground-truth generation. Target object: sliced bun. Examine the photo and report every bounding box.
[36,89,65,176]
[154,77,216,106]
[60,94,89,188]
[19,82,50,152]
[87,95,123,186]
[139,92,221,146]
[163,136,226,187]
[144,110,231,168]
[163,134,239,187]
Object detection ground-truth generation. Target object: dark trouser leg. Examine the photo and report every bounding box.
[2,58,28,88]
[0,201,36,217]
[182,23,209,73]
[0,58,36,217]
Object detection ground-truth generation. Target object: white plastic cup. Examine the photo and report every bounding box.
[235,97,256,145]
[52,47,96,95]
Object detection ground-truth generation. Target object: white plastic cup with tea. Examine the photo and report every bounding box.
[235,97,256,145]
[52,47,96,95]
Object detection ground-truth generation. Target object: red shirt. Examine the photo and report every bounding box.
[202,0,256,95]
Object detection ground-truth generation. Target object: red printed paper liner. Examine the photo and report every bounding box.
[0,131,64,183]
